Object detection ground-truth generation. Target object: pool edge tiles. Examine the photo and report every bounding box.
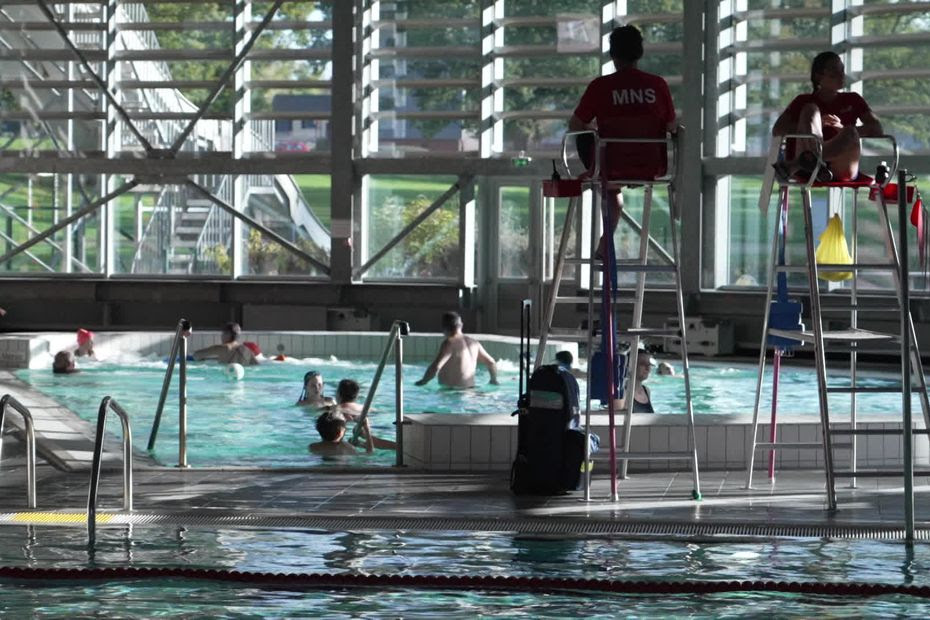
[403,412,930,473]
[0,370,159,472]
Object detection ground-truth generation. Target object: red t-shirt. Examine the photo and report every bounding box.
[574,67,675,126]
[783,92,871,142]
[573,67,675,179]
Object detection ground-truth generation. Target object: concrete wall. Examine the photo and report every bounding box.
[3,280,928,360]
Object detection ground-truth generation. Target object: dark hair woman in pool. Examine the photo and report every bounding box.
[772,51,883,183]
[297,370,336,408]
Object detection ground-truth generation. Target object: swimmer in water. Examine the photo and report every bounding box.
[308,410,359,457]
[192,321,259,366]
[297,371,336,408]
[415,311,498,389]
[52,350,78,374]
[332,378,363,421]
[75,328,95,358]
[308,408,395,456]
[656,361,676,376]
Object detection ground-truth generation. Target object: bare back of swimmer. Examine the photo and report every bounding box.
[415,311,498,389]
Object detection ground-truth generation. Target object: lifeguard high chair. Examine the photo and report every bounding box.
[744,134,930,512]
[536,118,701,503]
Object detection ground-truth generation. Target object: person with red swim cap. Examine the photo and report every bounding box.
[75,328,95,358]
[192,321,260,366]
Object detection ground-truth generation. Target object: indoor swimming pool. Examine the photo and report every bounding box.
[1,526,929,616]
[13,356,916,467]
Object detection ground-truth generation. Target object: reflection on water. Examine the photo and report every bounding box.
[2,526,930,616]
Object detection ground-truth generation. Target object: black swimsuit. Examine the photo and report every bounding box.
[632,385,654,413]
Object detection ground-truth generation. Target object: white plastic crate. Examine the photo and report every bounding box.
[664,316,735,356]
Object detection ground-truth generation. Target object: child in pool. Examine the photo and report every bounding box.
[333,378,363,420]
[308,410,359,457]
[329,378,396,450]
[308,409,394,456]
[296,370,336,408]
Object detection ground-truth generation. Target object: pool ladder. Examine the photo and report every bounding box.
[147,318,191,467]
[87,396,133,548]
[352,320,410,466]
[0,394,37,509]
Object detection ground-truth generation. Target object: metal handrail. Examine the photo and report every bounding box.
[87,396,133,548]
[352,320,410,465]
[0,395,37,508]
[559,128,680,188]
[147,318,191,467]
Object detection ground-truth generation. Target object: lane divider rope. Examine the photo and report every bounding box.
[1,566,929,598]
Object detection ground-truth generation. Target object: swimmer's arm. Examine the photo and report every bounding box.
[858,110,883,137]
[415,342,452,386]
[476,345,498,385]
[352,420,375,453]
[192,344,225,360]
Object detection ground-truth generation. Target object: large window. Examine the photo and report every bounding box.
[0,1,927,289]
[710,1,930,292]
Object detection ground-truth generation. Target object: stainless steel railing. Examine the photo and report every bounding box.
[352,320,410,466]
[0,395,37,508]
[87,396,133,548]
[147,318,191,467]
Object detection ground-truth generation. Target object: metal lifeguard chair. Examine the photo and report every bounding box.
[536,119,701,503]
[744,134,930,515]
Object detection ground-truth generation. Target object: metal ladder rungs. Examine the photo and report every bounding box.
[767,327,897,344]
[563,258,676,274]
[775,263,897,273]
[820,304,901,313]
[833,470,930,478]
[829,428,930,436]
[825,386,906,394]
[543,332,589,342]
[615,262,677,273]
[753,442,825,450]
[621,327,680,337]
[554,295,634,305]
[612,451,695,461]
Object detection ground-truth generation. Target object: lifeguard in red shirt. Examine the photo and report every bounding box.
[569,25,678,255]
[772,51,883,183]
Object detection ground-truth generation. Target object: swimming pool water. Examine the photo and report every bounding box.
[1,526,929,617]
[15,357,515,467]
[13,357,916,467]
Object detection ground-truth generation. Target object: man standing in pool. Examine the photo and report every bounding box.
[415,311,498,389]
[192,321,259,366]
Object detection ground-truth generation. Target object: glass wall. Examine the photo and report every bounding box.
[712,1,930,292]
[361,175,462,280]
[0,1,927,292]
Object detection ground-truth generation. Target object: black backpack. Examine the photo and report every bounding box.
[511,364,586,495]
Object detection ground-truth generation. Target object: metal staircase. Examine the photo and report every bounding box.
[0,1,330,274]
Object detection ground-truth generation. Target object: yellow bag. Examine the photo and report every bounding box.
[815,214,853,281]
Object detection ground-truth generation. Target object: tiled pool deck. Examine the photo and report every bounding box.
[3,439,929,535]
[2,346,929,538]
